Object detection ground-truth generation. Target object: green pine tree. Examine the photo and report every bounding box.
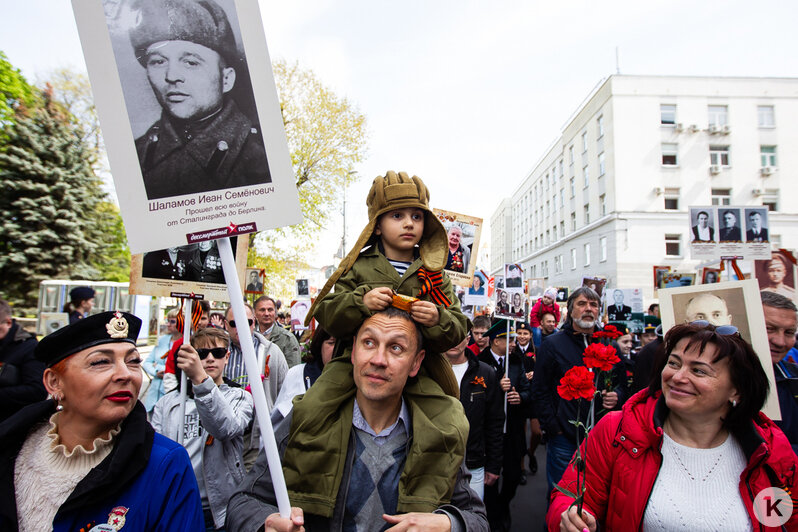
[0,88,111,309]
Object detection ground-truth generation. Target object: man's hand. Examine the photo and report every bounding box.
[410,300,439,327]
[499,376,511,392]
[601,390,618,410]
[175,344,208,386]
[383,512,450,531]
[559,505,597,532]
[485,472,499,486]
[507,387,521,405]
[363,287,393,311]
[156,370,165,379]
[525,370,534,381]
[265,507,305,532]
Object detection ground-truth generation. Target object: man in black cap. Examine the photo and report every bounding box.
[129,0,271,199]
[477,319,531,532]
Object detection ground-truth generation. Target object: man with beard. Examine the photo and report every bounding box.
[530,287,628,496]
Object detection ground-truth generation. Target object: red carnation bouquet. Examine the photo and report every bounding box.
[555,327,621,516]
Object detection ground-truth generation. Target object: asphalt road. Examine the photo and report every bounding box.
[507,444,551,531]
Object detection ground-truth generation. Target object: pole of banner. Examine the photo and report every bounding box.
[176,300,191,445]
[217,237,291,518]
[503,319,510,434]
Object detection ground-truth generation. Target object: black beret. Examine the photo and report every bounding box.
[69,286,95,302]
[516,322,533,333]
[129,0,239,67]
[36,311,142,367]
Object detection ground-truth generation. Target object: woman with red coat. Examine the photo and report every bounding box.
[549,321,798,532]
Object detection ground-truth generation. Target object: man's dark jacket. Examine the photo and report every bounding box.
[0,322,44,424]
[458,355,504,475]
[774,360,798,454]
[530,321,627,440]
[477,348,532,426]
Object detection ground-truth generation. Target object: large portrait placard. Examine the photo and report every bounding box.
[433,208,482,288]
[658,280,779,419]
[754,249,797,302]
[495,264,525,320]
[689,205,771,261]
[129,235,248,300]
[72,0,302,253]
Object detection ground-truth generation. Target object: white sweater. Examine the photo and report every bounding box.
[14,413,119,532]
[643,433,752,531]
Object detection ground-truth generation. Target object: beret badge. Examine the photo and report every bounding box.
[106,312,130,339]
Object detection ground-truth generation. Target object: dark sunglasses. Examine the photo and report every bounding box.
[197,347,227,360]
[167,319,177,324]
[228,319,254,328]
[690,320,739,336]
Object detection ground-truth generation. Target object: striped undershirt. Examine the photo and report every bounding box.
[387,259,411,277]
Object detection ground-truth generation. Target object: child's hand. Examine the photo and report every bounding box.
[363,287,393,311]
[410,300,439,327]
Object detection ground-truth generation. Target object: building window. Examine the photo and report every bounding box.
[559,221,565,238]
[660,104,676,125]
[600,237,608,262]
[707,105,728,127]
[600,194,606,216]
[531,264,537,277]
[584,204,590,225]
[597,115,604,138]
[558,159,564,178]
[583,165,590,188]
[761,146,777,168]
[542,260,549,277]
[569,177,575,197]
[664,195,679,210]
[661,143,678,166]
[571,248,577,270]
[584,243,591,266]
[709,145,730,167]
[582,131,588,153]
[665,234,681,257]
[545,229,550,245]
[569,145,575,165]
[758,105,775,128]
[762,194,779,212]
[555,254,563,274]
[559,189,565,208]
[570,212,576,232]
[711,188,731,206]
[598,152,606,177]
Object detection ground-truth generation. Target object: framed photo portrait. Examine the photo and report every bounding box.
[701,268,722,285]
[245,268,264,294]
[582,277,606,299]
[653,265,671,293]
[689,207,716,243]
[755,250,797,301]
[658,279,779,419]
[658,272,696,289]
[433,208,483,288]
[296,278,310,297]
[129,235,248,300]
[72,0,302,253]
[496,264,525,320]
[290,300,310,332]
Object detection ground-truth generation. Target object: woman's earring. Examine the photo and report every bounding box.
[54,394,64,411]
[731,399,737,408]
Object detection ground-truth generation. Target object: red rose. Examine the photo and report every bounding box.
[594,325,622,340]
[557,366,596,401]
[582,343,620,372]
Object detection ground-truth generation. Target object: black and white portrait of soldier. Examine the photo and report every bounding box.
[246,269,263,292]
[112,0,272,199]
[690,209,714,242]
[607,289,633,322]
[718,209,742,242]
[745,209,769,243]
[142,245,193,280]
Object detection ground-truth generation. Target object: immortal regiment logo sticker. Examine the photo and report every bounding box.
[753,487,794,526]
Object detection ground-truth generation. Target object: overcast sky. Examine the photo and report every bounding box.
[3,0,797,269]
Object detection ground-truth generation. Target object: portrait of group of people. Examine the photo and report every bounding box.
[495,264,526,319]
[689,206,771,262]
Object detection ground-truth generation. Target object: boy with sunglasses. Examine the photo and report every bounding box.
[152,327,254,531]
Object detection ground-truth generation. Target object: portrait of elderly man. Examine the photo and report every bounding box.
[690,210,714,242]
[684,293,732,325]
[758,252,796,300]
[128,0,271,199]
[445,224,471,273]
[718,209,742,242]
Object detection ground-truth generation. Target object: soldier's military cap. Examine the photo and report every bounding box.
[129,0,239,67]
[516,322,533,333]
[643,315,661,333]
[35,311,142,367]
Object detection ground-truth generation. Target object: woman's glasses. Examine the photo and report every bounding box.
[197,347,227,360]
[690,320,739,336]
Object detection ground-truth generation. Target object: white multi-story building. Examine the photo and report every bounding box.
[491,75,798,302]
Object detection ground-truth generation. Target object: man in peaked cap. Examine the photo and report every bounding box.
[129,0,271,199]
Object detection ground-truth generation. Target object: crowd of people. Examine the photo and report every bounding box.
[1,170,798,531]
